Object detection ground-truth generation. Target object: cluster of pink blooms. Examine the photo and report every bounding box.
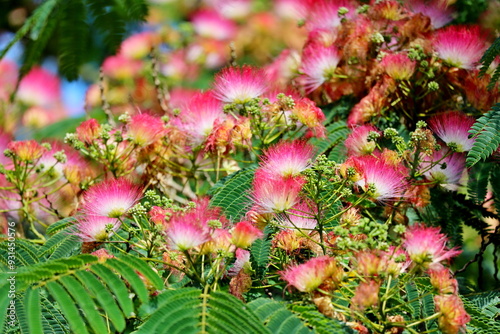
[342,109,476,195]
[250,140,315,218]
[280,223,468,333]
[3,1,498,333]
[151,197,263,281]
[0,136,94,224]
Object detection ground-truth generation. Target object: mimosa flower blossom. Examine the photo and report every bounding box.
[167,220,211,251]
[76,216,121,242]
[351,280,380,311]
[428,111,476,152]
[127,113,167,146]
[278,201,317,231]
[428,265,458,294]
[212,65,268,104]
[191,9,237,40]
[379,53,416,81]
[7,140,47,162]
[119,31,159,60]
[347,156,408,202]
[76,119,101,144]
[407,0,454,28]
[172,91,226,147]
[434,294,470,334]
[260,140,314,178]
[300,44,341,93]
[422,150,466,191]
[81,178,142,218]
[305,0,357,31]
[280,256,340,292]
[432,25,487,69]
[403,224,462,268]
[345,124,381,156]
[17,66,61,107]
[252,170,306,214]
[231,221,263,249]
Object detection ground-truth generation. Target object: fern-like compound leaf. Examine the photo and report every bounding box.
[58,275,109,334]
[46,281,90,334]
[105,258,150,303]
[250,237,272,278]
[467,103,500,167]
[116,253,164,290]
[209,166,257,221]
[90,263,135,317]
[74,270,126,332]
[310,120,349,162]
[248,298,312,334]
[479,37,500,90]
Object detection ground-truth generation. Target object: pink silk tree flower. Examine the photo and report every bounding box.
[422,150,466,191]
[434,294,470,334]
[228,248,251,276]
[231,221,264,249]
[17,66,61,108]
[428,111,476,152]
[119,31,159,60]
[251,169,306,214]
[291,97,327,138]
[167,219,211,251]
[278,201,317,231]
[300,44,341,93]
[102,54,143,80]
[126,113,167,146]
[212,65,268,104]
[428,265,458,294]
[280,255,340,292]
[406,0,454,28]
[7,140,47,162]
[403,223,462,269]
[379,53,417,81]
[350,280,380,311]
[345,124,381,156]
[432,25,487,69]
[172,91,226,147]
[76,119,101,144]
[76,215,121,242]
[191,9,237,40]
[81,178,142,218]
[347,156,408,202]
[260,140,315,178]
[0,60,18,101]
[305,0,357,31]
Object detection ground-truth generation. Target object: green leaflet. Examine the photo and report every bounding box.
[479,37,500,90]
[310,120,349,163]
[248,298,352,334]
[135,289,269,334]
[0,0,150,81]
[0,253,169,333]
[467,103,500,167]
[250,234,272,278]
[209,166,257,221]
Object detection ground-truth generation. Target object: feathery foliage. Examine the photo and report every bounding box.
[467,103,500,167]
[209,166,257,221]
[0,0,149,80]
[479,37,500,90]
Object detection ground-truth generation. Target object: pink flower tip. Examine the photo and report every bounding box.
[81,178,142,218]
[212,65,268,104]
[403,223,462,268]
[76,216,121,242]
[231,221,263,249]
